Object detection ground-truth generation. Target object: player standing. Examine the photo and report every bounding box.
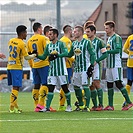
[8,25,36,113]
[104,21,133,111]
[122,34,133,106]
[85,24,108,111]
[37,28,72,112]
[58,25,74,111]
[27,22,49,112]
[67,25,96,111]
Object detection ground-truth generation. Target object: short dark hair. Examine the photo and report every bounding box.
[104,21,115,28]
[86,24,96,34]
[84,21,94,30]
[33,22,42,32]
[43,25,52,35]
[49,28,59,37]
[63,25,71,33]
[16,25,27,36]
[75,25,84,34]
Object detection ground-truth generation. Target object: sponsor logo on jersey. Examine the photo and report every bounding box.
[74,48,82,56]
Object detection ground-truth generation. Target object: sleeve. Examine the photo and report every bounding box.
[87,40,96,65]
[123,37,129,54]
[96,40,108,63]
[67,43,74,58]
[107,36,121,54]
[58,42,68,57]
[37,44,49,60]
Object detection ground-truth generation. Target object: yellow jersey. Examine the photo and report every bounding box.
[123,34,133,67]
[60,36,74,68]
[27,34,49,68]
[7,38,28,70]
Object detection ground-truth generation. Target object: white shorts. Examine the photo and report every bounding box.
[47,75,68,87]
[106,67,123,82]
[71,71,91,87]
[93,63,101,80]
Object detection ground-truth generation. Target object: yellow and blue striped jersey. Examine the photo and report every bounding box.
[27,34,49,68]
[7,38,28,70]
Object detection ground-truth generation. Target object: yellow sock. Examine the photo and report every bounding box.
[38,85,48,106]
[32,89,39,108]
[59,89,66,106]
[10,89,18,110]
[82,90,86,105]
[125,84,131,95]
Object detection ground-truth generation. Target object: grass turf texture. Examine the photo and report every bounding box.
[0,92,133,133]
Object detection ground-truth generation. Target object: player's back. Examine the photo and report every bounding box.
[7,38,28,70]
[27,34,49,68]
[60,36,74,68]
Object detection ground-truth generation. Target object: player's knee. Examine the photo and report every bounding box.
[47,85,55,92]
[34,84,40,89]
[115,80,124,89]
[61,84,69,93]
[127,79,132,86]
[107,82,113,88]
[93,80,101,89]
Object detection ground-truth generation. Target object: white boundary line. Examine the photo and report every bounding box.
[0,118,133,122]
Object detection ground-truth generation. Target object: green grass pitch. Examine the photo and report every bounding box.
[0,92,133,133]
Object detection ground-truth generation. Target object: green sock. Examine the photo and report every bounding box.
[46,92,54,109]
[74,87,83,106]
[120,87,131,104]
[91,89,97,107]
[108,88,114,107]
[65,92,71,106]
[83,86,91,108]
[97,88,103,106]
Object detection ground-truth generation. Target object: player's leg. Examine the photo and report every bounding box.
[72,72,84,110]
[58,89,66,111]
[8,70,22,113]
[32,84,40,109]
[58,68,73,111]
[82,71,91,111]
[94,63,104,110]
[90,83,97,111]
[59,75,72,112]
[113,67,133,110]
[94,80,104,111]
[125,67,133,95]
[32,68,41,111]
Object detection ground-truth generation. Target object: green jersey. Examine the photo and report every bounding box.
[38,40,68,76]
[68,38,95,72]
[106,33,122,68]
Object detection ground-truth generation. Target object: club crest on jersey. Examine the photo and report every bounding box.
[106,44,111,50]
[50,50,58,54]
[74,48,82,56]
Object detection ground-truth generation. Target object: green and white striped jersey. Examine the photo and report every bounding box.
[68,38,95,72]
[92,37,106,61]
[38,40,68,76]
[106,33,122,68]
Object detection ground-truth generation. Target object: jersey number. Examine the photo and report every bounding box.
[129,40,133,51]
[9,45,17,58]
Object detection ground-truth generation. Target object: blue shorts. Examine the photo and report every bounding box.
[7,70,23,87]
[67,68,73,83]
[127,67,133,81]
[32,66,49,85]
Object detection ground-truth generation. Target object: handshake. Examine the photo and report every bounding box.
[48,53,58,61]
[86,64,94,78]
[28,50,38,57]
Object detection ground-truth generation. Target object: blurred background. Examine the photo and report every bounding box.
[0,0,133,92]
